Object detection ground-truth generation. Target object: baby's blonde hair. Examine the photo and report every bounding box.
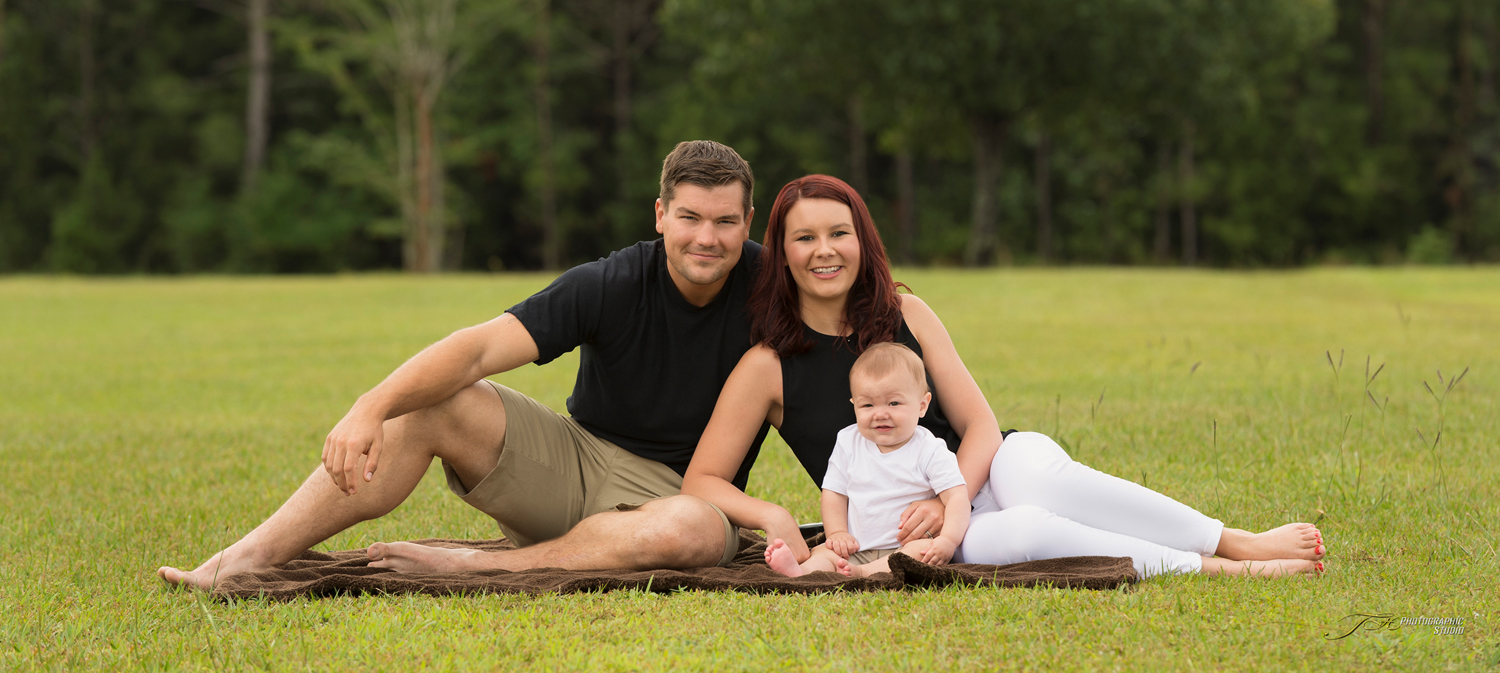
[850,342,928,395]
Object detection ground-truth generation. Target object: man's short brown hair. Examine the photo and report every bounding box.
[659,140,754,216]
[850,342,929,395]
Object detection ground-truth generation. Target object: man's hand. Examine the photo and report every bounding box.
[896,498,945,545]
[917,537,958,566]
[825,532,859,559]
[322,405,386,496]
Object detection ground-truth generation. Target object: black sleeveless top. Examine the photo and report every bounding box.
[778,320,962,488]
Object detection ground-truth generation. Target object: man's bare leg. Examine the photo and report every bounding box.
[157,381,508,589]
[365,494,727,572]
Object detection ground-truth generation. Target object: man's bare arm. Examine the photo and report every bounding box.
[323,313,540,495]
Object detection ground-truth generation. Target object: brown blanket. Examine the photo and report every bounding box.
[213,531,1136,600]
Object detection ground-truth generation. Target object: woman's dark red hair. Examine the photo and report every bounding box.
[749,174,905,357]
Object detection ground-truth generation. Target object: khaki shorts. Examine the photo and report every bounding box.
[442,381,739,566]
[848,548,898,566]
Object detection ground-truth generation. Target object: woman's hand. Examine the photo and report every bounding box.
[825,532,859,559]
[896,498,945,545]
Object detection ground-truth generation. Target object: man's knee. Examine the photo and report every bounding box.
[635,496,724,567]
[407,381,504,433]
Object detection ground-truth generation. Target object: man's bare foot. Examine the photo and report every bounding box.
[1201,556,1325,578]
[157,546,272,591]
[1216,523,1324,561]
[366,542,492,573]
[764,539,807,578]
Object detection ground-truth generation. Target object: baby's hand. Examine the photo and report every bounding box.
[918,538,957,566]
[826,532,859,558]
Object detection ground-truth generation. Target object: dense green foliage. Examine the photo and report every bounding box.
[1,270,1495,668]
[2,0,1499,272]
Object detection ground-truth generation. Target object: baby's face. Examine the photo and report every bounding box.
[850,371,931,451]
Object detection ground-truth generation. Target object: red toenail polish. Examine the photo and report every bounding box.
[1315,562,1324,572]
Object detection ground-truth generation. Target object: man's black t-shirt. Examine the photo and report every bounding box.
[506,239,770,490]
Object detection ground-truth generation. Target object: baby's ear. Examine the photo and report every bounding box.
[919,392,932,417]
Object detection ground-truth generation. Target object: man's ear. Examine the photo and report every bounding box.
[742,206,755,239]
[655,198,666,235]
[919,392,932,417]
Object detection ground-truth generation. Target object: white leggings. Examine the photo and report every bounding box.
[953,432,1223,578]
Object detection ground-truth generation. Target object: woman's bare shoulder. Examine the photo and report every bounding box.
[899,293,943,329]
[730,343,783,385]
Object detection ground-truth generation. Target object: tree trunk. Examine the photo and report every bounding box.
[1178,123,1197,266]
[1363,0,1385,145]
[414,90,437,273]
[894,145,915,265]
[1447,3,1476,259]
[535,0,560,270]
[1153,141,1172,264]
[0,0,9,65]
[79,0,96,163]
[1034,130,1053,263]
[1099,175,1116,264]
[965,115,1007,267]
[848,93,867,197]
[241,0,271,195]
[612,0,632,219]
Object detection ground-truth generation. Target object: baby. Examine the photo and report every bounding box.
[766,342,970,578]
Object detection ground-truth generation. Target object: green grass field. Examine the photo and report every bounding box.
[1,269,1496,671]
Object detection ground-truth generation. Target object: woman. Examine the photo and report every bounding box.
[682,175,1325,578]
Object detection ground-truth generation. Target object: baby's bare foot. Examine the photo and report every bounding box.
[833,556,852,577]
[1202,556,1325,578]
[764,539,806,578]
[1216,523,1324,561]
[367,542,487,573]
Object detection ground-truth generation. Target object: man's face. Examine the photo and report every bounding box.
[655,183,753,305]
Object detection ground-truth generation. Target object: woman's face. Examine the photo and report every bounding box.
[782,197,861,303]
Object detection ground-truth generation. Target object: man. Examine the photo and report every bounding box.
[158,140,769,588]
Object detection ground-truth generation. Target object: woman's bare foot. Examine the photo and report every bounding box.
[1215,523,1324,561]
[1201,556,1325,578]
[764,539,807,577]
[366,542,489,573]
[157,545,272,591]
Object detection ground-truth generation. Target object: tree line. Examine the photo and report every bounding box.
[1,0,1497,273]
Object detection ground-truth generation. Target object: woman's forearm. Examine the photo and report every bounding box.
[682,474,796,532]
